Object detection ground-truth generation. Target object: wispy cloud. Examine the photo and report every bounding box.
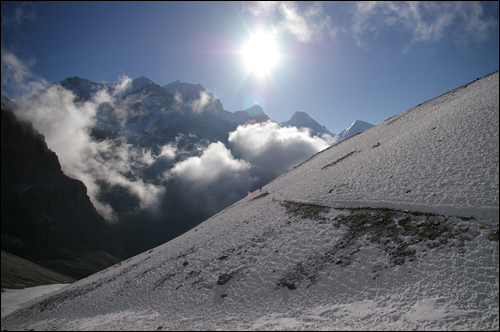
[243,1,497,52]
[244,1,338,43]
[1,1,36,29]
[188,90,219,114]
[1,47,48,99]
[351,1,499,51]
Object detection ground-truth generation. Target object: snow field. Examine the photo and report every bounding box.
[268,72,498,220]
[2,192,498,330]
[1,284,70,319]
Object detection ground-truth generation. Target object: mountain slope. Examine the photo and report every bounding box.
[2,72,498,331]
[1,251,76,290]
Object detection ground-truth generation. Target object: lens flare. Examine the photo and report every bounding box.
[242,32,280,77]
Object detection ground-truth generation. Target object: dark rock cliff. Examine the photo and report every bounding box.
[1,103,126,279]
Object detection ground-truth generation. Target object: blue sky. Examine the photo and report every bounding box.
[1,1,499,133]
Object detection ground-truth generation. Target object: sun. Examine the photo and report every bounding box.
[242,32,280,77]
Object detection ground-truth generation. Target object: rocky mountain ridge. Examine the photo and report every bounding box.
[54,76,372,139]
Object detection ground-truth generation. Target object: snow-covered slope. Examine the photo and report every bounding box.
[2,72,498,331]
[338,119,374,140]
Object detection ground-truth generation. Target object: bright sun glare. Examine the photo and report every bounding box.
[242,32,280,77]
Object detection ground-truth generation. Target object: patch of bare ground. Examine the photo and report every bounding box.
[277,202,478,290]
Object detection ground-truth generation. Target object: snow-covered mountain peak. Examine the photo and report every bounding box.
[130,76,154,91]
[282,111,317,127]
[281,111,333,136]
[217,105,269,125]
[58,76,102,99]
[338,119,374,140]
[161,80,206,96]
[57,76,152,100]
[244,104,264,116]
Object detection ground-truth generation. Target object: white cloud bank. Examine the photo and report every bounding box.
[229,120,329,181]
[11,76,166,222]
[162,121,330,219]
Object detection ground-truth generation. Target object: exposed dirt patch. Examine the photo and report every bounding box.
[489,228,499,241]
[281,200,331,221]
[250,191,270,201]
[277,202,477,289]
[321,151,358,170]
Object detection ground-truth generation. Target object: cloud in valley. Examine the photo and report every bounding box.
[164,142,256,217]
[10,72,166,222]
[167,120,330,195]
[163,121,331,218]
[229,120,329,182]
[170,142,251,184]
[2,49,333,227]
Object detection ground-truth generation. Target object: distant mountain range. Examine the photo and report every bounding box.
[57,75,372,139]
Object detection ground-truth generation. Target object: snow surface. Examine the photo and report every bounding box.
[1,71,498,331]
[1,284,69,319]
